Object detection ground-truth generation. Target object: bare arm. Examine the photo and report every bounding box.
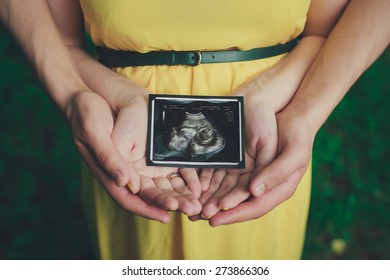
[0,0,178,222]
[237,0,349,111]
[252,0,390,194]
[211,0,390,226]
[0,0,87,111]
[46,0,203,216]
[290,0,390,134]
[197,0,350,220]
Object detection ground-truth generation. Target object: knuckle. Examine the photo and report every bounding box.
[282,184,299,202]
[199,173,212,181]
[73,137,84,149]
[96,150,113,168]
[79,125,95,142]
[257,131,276,146]
[268,169,287,185]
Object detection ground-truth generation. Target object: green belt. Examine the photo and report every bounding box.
[96,37,298,67]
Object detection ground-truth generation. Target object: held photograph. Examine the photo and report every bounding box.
[147,94,245,168]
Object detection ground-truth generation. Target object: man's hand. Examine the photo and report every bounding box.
[209,111,313,226]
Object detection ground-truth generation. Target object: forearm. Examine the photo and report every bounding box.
[241,0,349,112]
[241,35,325,112]
[0,0,88,112]
[70,36,324,114]
[285,0,390,135]
[67,47,149,113]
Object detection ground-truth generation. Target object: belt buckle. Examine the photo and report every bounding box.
[190,51,202,66]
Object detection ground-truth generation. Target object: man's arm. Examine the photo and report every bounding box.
[0,0,174,222]
[0,0,86,111]
[211,0,390,226]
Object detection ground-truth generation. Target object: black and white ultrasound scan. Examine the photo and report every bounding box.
[147,94,245,168]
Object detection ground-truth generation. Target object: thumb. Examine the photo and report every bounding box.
[76,131,133,189]
[111,127,141,194]
[249,143,311,197]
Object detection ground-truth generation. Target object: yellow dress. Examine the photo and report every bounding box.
[79,0,312,259]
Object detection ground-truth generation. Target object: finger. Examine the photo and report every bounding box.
[138,176,179,211]
[251,131,278,172]
[76,131,131,188]
[199,169,226,206]
[201,173,239,219]
[188,214,203,222]
[179,168,202,198]
[198,168,215,192]
[169,177,202,216]
[161,176,202,216]
[249,143,311,197]
[69,92,131,188]
[78,144,171,223]
[110,129,140,193]
[210,167,306,226]
[111,116,143,193]
[132,156,177,179]
[109,183,172,224]
[245,132,277,198]
[217,173,252,210]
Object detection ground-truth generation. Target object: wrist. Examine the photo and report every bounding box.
[234,79,280,113]
[238,35,327,113]
[278,101,322,142]
[69,48,150,113]
[43,72,90,114]
[102,78,150,113]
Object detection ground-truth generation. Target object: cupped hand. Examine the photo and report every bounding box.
[190,98,278,221]
[65,90,201,223]
[65,90,169,222]
[105,91,202,216]
[208,111,314,226]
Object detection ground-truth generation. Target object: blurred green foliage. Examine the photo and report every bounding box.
[0,26,92,259]
[303,47,390,259]
[0,24,389,259]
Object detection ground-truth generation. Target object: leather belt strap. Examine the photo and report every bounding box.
[96,37,299,67]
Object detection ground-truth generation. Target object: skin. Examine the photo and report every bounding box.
[1,0,389,226]
[45,0,333,221]
[194,0,351,221]
[208,0,390,226]
[0,0,200,223]
[48,0,205,217]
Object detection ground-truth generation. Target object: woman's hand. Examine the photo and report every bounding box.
[65,89,201,222]
[106,91,202,217]
[208,110,313,226]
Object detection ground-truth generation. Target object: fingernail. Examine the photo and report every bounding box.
[188,215,200,222]
[126,183,136,194]
[218,205,230,211]
[114,172,124,187]
[253,183,266,197]
[168,204,179,212]
[201,214,211,220]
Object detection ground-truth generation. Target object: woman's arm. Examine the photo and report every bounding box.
[211,0,390,226]
[46,0,203,216]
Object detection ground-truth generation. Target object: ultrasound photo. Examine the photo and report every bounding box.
[147,94,245,168]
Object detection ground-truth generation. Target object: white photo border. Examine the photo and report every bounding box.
[146,94,245,168]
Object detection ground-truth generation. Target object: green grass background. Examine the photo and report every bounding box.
[0,25,389,259]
